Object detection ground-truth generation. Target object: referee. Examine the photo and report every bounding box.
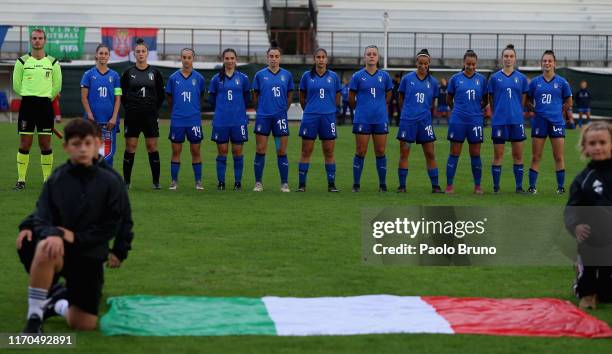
[13,28,62,190]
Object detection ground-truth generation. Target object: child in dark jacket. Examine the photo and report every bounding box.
[565,121,612,310]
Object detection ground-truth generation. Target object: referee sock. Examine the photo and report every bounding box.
[192,162,202,183]
[398,168,408,188]
[492,165,502,190]
[353,155,365,185]
[233,156,244,183]
[254,153,265,183]
[216,155,227,184]
[325,163,336,184]
[148,151,160,185]
[556,169,565,189]
[171,162,180,182]
[277,155,289,184]
[123,152,135,185]
[40,150,53,182]
[298,162,309,186]
[17,149,30,182]
[513,164,524,190]
[529,168,538,189]
[470,155,482,187]
[376,155,387,186]
[427,168,440,188]
[446,154,460,186]
[27,287,47,319]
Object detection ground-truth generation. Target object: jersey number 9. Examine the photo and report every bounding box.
[319,88,325,99]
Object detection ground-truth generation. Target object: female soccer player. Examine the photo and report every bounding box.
[209,48,250,191]
[297,48,342,192]
[252,42,294,192]
[445,50,488,194]
[527,50,573,194]
[576,80,592,128]
[487,44,530,193]
[165,48,205,190]
[396,48,442,193]
[120,38,165,189]
[349,45,393,192]
[80,44,122,167]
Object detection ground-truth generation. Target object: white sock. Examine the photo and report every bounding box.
[27,287,48,319]
[54,299,69,318]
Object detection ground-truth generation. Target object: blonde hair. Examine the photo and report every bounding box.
[579,121,612,158]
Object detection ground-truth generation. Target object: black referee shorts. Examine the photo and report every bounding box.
[124,111,159,138]
[17,96,54,135]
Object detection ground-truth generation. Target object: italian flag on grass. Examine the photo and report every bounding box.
[101,295,612,338]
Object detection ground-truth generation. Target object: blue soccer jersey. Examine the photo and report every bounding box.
[488,70,529,125]
[165,70,206,127]
[398,72,439,122]
[448,71,488,125]
[341,83,350,102]
[209,71,250,127]
[349,68,393,125]
[253,67,294,117]
[299,70,342,115]
[80,67,122,123]
[528,75,572,124]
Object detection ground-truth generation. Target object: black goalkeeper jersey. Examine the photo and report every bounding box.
[120,65,165,114]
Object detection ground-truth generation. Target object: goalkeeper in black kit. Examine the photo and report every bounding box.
[16,119,134,333]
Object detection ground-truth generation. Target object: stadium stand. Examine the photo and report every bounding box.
[316,0,612,61]
[0,0,270,58]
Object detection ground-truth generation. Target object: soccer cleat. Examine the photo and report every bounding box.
[253,182,264,192]
[125,183,131,191]
[296,184,306,192]
[328,184,340,193]
[43,285,68,320]
[515,188,526,194]
[233,182,241,191]
[493,186,500,194]
[168,181,178,190]
[217,182,226,191]
[556,187,566,195]
[152,183,161,190]
[474,185,483,195]
[352,184,360,192]
[397,186,406,193]
[379,184,388,192]
[280,183,291,193]
[195,182,204,190]
[527,187,537,194]
[13,181,26,190]
[432,185,444,194]
[445,185,455,194]
[22,314,43,334]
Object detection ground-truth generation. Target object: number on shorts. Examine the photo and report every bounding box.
[272,86,281,97]
[98,86,107,98]
[331,122,336,133]
[192,126,201,138]
[520,124,525,136]
[277,119,287,130]
[241,125,246,136]
[472,126,482,137]
[425,125,433,137]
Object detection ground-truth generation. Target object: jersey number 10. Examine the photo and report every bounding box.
[98,86,108,98]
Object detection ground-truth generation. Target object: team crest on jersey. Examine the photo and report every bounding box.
[46,71,50,78]
[378,76,382,82]
[514,77,519,84]
[236,79,240,86]
[476,79,480,86]
[327,77,332,83]
[148,73,154,81]
[109,77,113,83]
[192,79,196,86]
[281,75,285,82]
[426,82,430,89]
[593,179,603,194]
[554,83,559,89]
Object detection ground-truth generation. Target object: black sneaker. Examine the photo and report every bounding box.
[352,184,360,192]
[43,285,68,320]
[527,186,537,194]
[296,184,306,192]
[217,182,226,191]
[328,184,339,193]
[379,184,388,192]
[13,181,26,190]
[493,186,501,194]
[432,185,444,194]
[22,314,43,334]
[397,186,406,193]
[233,182,242,191]
[556,186,566,195]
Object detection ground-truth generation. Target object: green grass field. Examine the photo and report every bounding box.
[1,120,611,353]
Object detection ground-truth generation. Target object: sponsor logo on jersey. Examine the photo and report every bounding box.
[130,75,136,79]
[593,179,603,194]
